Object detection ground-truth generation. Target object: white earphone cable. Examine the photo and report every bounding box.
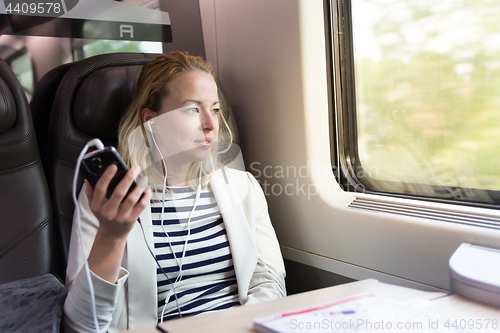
[72,138,105,333]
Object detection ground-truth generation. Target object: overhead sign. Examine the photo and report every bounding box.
[0,0,172,42]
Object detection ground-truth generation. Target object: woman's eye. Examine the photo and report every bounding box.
[212,108,220,114]
[187,108,199,113]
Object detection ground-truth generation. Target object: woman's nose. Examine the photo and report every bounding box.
[200,110,215,130]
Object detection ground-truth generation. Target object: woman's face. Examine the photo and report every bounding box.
[143,70,220,167]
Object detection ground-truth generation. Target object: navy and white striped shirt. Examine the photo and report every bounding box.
[151,185,239,321]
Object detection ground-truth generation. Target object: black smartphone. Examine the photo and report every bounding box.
[80,146,137,199]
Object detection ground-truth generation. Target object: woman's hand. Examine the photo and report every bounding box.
[85,164,152,283]
[85,164,151,240]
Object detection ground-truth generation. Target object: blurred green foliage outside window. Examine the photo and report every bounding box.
[352,0,500,202]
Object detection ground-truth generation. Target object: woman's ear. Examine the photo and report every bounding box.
[141,108,154,124]
[142,108,157,132]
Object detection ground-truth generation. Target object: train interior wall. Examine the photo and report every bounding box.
[199,0,500,294]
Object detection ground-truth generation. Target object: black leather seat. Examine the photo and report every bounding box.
[32,53,159,277]
[30,62,73,172]
[32,52,240,279]
[0,57,59,284]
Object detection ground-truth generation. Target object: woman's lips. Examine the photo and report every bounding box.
[195,138,212,147]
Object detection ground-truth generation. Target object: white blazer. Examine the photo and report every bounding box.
[63,168,286,333]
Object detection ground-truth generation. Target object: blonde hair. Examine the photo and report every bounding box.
[117,51,233,191]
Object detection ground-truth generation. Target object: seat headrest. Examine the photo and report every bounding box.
[0,77,16,134]
[72,65,143,140]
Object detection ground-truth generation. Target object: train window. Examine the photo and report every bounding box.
[73,40,162,60]
[10,52,34,100]
[335,0,500,206]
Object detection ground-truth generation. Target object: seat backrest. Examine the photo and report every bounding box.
[37,53,158,274]
[0,57,59,284]
[30,62,73,172]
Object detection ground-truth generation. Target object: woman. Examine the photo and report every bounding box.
[64,51,286,333]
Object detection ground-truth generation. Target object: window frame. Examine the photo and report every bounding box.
[330,0,500,209]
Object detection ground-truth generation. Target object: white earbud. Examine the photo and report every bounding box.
[147,119,155,133]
